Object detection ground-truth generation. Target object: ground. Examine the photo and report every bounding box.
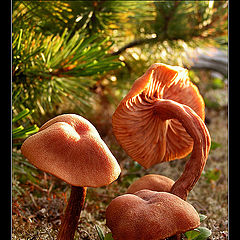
[12,81,228,240]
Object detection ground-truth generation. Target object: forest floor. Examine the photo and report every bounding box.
[12,82,228,240]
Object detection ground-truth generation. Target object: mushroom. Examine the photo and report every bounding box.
[106,189,200,240]
[112,63,211,200]
[113,63,205,168]
[21,114,121,240]
[127,174,174,194]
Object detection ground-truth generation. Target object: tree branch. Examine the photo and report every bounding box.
[111,36,159,56]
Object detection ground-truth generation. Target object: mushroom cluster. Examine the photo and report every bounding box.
[106,63,211,239]
[20,63,211,240]
[21,114,121,240]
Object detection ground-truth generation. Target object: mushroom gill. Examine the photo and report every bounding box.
[113,63,205,169]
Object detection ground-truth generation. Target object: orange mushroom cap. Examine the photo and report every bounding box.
[112,63,205,169]
[21,114,121,187]
[106,189,200,240]
[126,174,174,194]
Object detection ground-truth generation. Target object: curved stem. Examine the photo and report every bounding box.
[57,186,87,240]
[153,99,211,200]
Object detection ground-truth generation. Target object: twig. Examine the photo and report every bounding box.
[111,37,158,55]
[29,193,38,209]
[27,180,48,193]
[48,182,54,196]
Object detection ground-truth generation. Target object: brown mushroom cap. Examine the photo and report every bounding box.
[127,174,174,194]
[106,190,200,240]
[21,114,121,187]
[112,63,205,168]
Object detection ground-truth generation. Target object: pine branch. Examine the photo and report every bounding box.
[12,28,123,115]
[112,36,158,55]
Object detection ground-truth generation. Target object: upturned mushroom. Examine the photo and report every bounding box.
[106,189,200,240]
[112,63,211,200]
[127,174,174,194]
[21,114,121,240]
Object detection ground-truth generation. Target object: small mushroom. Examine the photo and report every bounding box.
[21,114,121,240]
[127,174,174,194]
[112,63,211,200]
[106,189,200,240]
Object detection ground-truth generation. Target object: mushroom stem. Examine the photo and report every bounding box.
[153,99,211,200]
[57,186,87,240]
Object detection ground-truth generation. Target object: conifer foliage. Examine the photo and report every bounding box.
[12,1,123,117]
